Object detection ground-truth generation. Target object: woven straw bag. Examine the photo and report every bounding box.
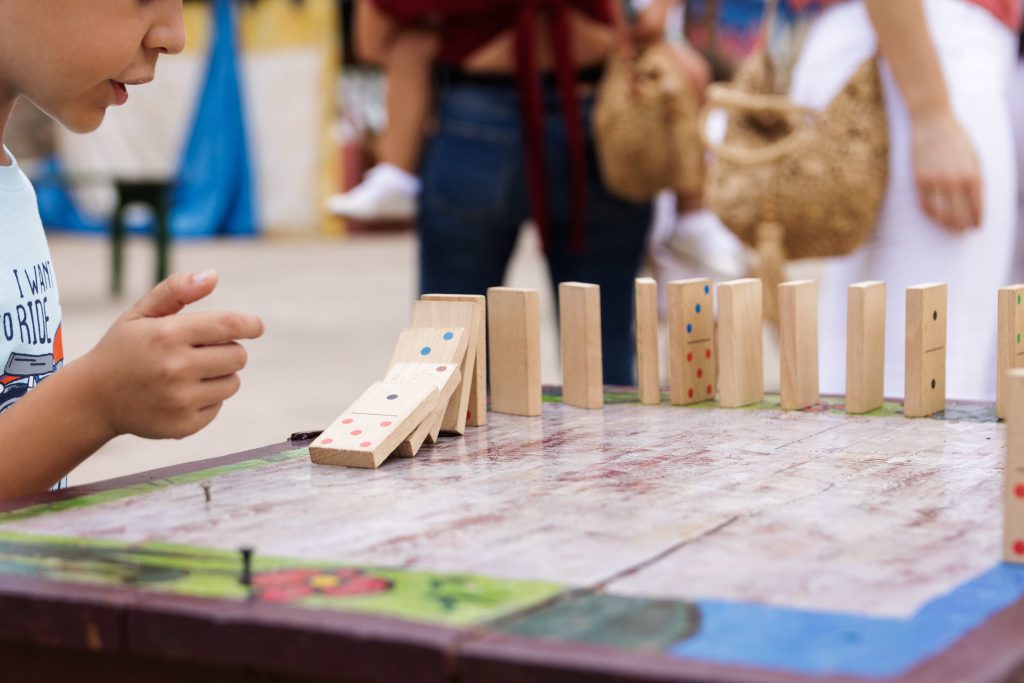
[594,43,703,202]
[701,8,888,320]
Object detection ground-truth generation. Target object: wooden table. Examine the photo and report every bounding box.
[1,391,1023,682]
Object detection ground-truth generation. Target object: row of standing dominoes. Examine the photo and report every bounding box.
[633,277,955,418]
[309,296,488,469]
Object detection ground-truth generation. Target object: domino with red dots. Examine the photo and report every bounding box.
[386,362,462,457]
[718,278,764,408]
[904,283,946,418]
[997,285,1024,420]
[779,280,820,410]
[411,300,483,435]
[1004,369,1024,563]
[309,381,440,469]
[668,278,716,406]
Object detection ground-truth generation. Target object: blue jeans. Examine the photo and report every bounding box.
[418,80,653,385]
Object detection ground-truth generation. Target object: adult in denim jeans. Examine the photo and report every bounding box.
[413,0,683,386]
[419,76,652,386]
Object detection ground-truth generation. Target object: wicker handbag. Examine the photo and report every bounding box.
[593,18,703,202]
[701,1,889,320]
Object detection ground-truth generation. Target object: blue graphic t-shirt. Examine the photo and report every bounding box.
[0,148,66,489]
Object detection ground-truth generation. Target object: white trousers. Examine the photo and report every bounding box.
[789,0,1018,401]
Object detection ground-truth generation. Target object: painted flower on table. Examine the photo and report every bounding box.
[253,567,393,603]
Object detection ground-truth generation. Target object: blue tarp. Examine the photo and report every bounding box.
[38,0,256,237]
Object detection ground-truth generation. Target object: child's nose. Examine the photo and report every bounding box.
[146,3,187,56]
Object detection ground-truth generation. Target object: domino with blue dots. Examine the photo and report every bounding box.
[668,278,716,406]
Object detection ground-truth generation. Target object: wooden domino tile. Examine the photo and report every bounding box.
[779,280,819,411]
[717,278,763,408]
[385,363,461,458]
[487,287,542,417]
[411,300,482,435]
[559,282,603,409]
[667,278,715,406]
[309,381,440,469]
[904,283,947,418]
[635,278,661,405]
[846,281,886,414]
[422,294,488,426]
[389,327,467,367]
[997,285,1024,420]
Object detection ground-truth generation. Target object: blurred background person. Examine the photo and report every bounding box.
[786,0,1019,402]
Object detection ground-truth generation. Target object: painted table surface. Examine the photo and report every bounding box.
[1,391,1023,683]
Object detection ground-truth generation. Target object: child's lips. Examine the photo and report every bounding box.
[111,80,129,106]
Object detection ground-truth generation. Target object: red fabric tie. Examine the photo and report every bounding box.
[514,0,589,253]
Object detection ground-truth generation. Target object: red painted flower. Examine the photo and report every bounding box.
[253,567,393,603]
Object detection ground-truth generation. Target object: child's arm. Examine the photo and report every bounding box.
[0,270,263,499]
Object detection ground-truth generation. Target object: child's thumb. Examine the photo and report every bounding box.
[127,270,218,319]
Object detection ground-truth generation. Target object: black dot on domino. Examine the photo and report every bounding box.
[931,379,936,389]
[387,394,398,400]
[932,310,938,321]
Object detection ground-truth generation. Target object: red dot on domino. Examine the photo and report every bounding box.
[706,384,713,395]
[706,349,712,359]
[322,438,333,445]
[360,441,372,448]
[351,429,362,436]
[687,352,693,362]
[436,366,447,372]
[380,421,392,427]
[697,369,703,379]
[688,388,694,399]
[342,418,353,424]
[1016,484,1024,499]
[1016,540,1024,556]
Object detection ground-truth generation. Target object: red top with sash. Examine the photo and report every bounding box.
[373,0,616,252]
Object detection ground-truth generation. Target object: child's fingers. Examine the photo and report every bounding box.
[179,311,265,345]
[194,374,243,408]
[128,270,218,320]
[193,342,250,379]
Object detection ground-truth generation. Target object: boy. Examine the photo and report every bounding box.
[0,0,264,499]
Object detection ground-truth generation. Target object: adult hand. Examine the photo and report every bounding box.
[911,107,982,233]
[81,270,264,440]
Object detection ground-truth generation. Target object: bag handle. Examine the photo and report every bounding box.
[699,81,818,166]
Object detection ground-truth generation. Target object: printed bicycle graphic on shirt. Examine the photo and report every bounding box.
[0,325,64,413]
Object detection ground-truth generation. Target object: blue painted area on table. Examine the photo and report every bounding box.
[669,563,1024,677]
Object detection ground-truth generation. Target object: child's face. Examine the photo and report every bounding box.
[0,0,185,133]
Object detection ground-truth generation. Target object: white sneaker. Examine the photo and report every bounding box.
[665,209,749,280]
[326,163,420,222]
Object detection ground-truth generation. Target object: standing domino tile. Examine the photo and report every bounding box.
[904,283,947,418]
[559,282,603,409]
[997,285,1024,420]
[488,288,542,416]
[422,294,488,426]
[411,301,482,435]
[846,281,886,414]
[1005,369,1024,563]
[385,362,461,457]
[634,278,661,405]
[717,278,763,408]
[310,381,440,469]
[779,280,820,410]
[667,278,715,406]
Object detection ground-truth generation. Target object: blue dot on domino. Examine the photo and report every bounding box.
[704,285,710,294]
[443,332,454,341]
[420,346,432,356]
[686,323,692,334]
[696,304,702,314]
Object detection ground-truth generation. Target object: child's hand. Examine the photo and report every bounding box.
[81,270,264,440]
